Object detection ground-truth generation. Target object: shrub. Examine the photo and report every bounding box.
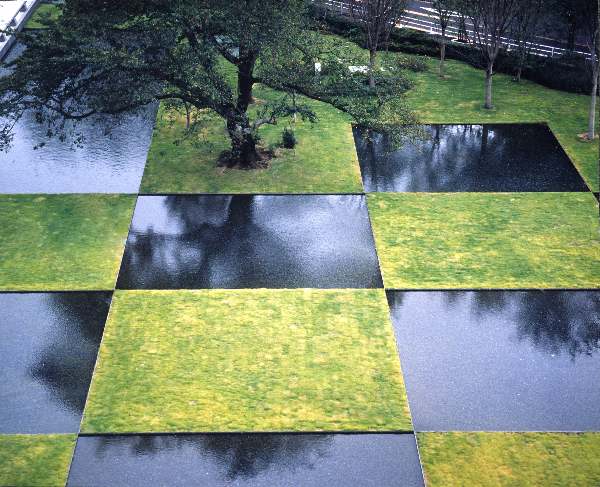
[282,127,297,149]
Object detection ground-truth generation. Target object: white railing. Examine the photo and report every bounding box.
[0,0,43,60]
[316,0,591,60]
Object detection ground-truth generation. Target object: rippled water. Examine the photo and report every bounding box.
[0,43,157,193]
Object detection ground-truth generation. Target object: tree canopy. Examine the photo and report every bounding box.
[0,0,417,168]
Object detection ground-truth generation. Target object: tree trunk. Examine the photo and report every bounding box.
[237,57,256,112]
[184,102,191,131]
[369,48,377,88]
[588,68,599,140]
[226,115,261,169]
[484,65,494,109]
[439,41,446,78]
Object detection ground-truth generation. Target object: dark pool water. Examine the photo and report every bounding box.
[117,195,383,289]
[0,43,157,193]
[67,434,424,487]
[387,291,600,431]
[354,124,589,192]
[0,293,110,433]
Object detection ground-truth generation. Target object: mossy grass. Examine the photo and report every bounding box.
[368,192,600,289]
[418,432,600,487]
[140,83,363,194]
[0,434,76,487]
[0,194,136,291]
[81,289,411,433]
[25,3,61,29]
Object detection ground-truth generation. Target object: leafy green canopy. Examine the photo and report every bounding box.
[0,0,417,167]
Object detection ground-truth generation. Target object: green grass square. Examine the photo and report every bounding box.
[140,86,364,194]
[0,195,136,291]
[81,289,411,433]
[368,192,600,289]
[0,434,76,487]
[418,432,600,487]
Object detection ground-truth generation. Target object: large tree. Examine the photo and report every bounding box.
[0,0,416,169]
[464,0,518,109]
[349,0,408,88]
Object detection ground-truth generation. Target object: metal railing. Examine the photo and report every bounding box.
[315,0,591,59]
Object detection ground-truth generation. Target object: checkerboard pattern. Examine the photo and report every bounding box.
[1,119,600,486]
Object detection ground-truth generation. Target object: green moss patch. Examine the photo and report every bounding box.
[0,434,76,487]
[368,192,600,289]
[82,289,410,433]
[418,432,600,487]
[140,85,363,194]
[0,195,136,291]
[25,4,62,29]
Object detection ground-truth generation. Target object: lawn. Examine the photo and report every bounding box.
[0,434,76,487]
[368,192,600,289]
[418,432,600,487]
[81,289,411,433]
[140,84,363,194]
[25,3,61,29]
[0,195,136,290]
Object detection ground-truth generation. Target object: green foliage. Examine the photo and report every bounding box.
[25,4,62,29]
[82,289,411,433]
[0,194,136,290]
[282,127,297,148]
[0,434,76,487]
[368,192,600,289]
[418,432,600,487]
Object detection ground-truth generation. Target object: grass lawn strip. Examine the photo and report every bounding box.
[368,192,600,289]
[25,3,61,29]
[81,289,411,433]
[0,434,76,487]
[140,83,363,194]
[418,432,600,487]
[0,194,136,291]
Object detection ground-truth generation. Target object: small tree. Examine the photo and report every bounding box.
[349,0,408,88]
[511,0,543,83]
[465,0,519,109]
[433,0,458,78]
[581,0,599,140]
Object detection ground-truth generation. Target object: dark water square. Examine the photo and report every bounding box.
[387,291,600,431]
[117,195,383,289]
[0,292,110,433]
[67,434,424,487]
[354,124,589,192]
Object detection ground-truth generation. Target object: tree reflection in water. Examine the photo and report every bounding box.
[470,291,600,359]
[92,434,333,481]
[118,195,382,289]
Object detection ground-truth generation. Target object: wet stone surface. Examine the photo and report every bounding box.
[387,291,600,431]
[67,434,424,487]
[0,43,157,194]
[354,124,589,192]
[0,293,110,433]
[117,195,383,289]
